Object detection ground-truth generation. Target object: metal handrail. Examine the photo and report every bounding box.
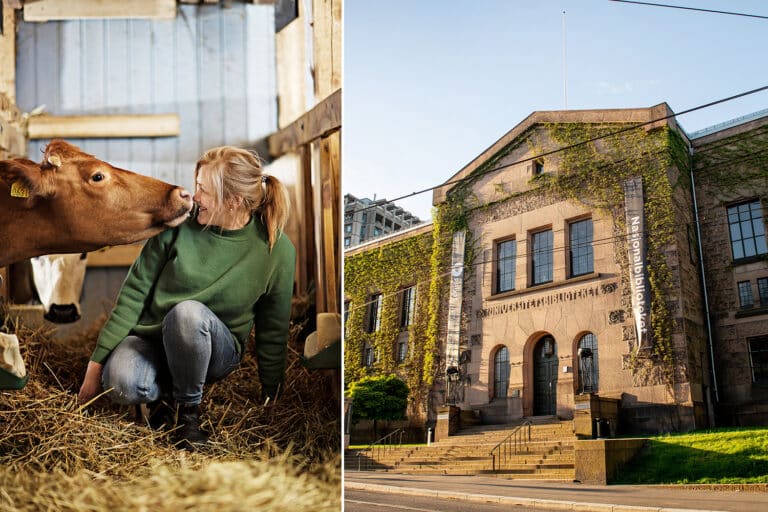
[489,420,532,472]
[357,427,405,471]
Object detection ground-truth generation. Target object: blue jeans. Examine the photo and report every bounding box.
[102,300,241,406]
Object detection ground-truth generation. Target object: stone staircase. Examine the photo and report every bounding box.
[345,416,576,480]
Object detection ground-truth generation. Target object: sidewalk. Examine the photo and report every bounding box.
[345,471,768,512]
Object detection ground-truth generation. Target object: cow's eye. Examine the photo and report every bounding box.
[92,173,104,182]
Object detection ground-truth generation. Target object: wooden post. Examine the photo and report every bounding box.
[319,130,340,313]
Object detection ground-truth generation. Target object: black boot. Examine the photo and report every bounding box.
[146,399,175,431]
[173,403,209,450]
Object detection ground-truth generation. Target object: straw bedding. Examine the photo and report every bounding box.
[0,308,341,511]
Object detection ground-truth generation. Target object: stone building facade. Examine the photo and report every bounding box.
[692,115,768,426]
[344,104,768,434]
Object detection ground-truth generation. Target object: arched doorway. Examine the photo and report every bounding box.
[533,335,558,415]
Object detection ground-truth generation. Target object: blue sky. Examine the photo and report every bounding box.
[344,0,768,220]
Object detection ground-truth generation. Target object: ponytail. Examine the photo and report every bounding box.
[261,174,290,250]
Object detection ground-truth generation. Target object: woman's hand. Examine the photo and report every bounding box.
[77,360,104,406]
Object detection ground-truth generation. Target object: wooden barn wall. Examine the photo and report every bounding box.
[13,3,277,336]
[16,3,276,190]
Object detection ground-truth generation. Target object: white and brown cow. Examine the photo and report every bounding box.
[0,139,192,267]
[31,253,89,324]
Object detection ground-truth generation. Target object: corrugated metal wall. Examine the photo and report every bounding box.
[13,3,277,337]
[16,2,276,193]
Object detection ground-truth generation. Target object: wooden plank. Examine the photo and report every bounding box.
[312,0,341,100]
[23,0,176,21]
[0,3,16,100]
[222,6,247,145]
[311,142,326,313]
[28,114,181,139]
[267,88,341,157]
[275,0,306,128]
[199,8,224,149]
[87,244,144,267]
[299,145,316,297]
[319,130,340,314]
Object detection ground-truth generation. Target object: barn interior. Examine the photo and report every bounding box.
[0,1,341,509]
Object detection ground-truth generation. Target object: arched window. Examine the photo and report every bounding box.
[493,346,510,398]
[577,333,598,393]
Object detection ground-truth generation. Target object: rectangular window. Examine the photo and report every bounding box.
[400,286,416,328]
[531,229,554,285]
[738,281,754,309]
[495,239,517,293]
[364,345,374,368]
[758,277,768,307]
[727,200,767,261]
[366,294,382,333]
[361,212,368,223]
[344,237,351,248]
[373,227,383,236]
[397,340,408,363]
[748,336,768,386]
[569,219,594,277]
[344,300,350,325]
[533,160,544,176]
[345,223,352,233]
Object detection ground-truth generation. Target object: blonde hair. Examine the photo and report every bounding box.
[195,146,290,249]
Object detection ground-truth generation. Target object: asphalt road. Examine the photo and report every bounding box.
[345,472,768,512]
[345,489,542,512]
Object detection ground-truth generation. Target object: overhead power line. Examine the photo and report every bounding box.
[351,85,768,216]
[609,0,768,20]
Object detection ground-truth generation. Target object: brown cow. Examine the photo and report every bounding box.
[0,140,192,267]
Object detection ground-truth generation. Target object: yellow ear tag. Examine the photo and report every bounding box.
[10,181,30,198]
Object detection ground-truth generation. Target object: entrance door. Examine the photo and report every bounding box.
[533,335,558,416]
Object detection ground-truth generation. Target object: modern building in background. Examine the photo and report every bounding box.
[344,194,422,247]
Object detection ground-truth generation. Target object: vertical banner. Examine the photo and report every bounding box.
[445,230,466,370]
[623,177,651,351]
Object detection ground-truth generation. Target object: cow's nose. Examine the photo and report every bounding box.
[44,304,81,324]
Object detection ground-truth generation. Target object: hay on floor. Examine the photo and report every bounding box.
[0,306,340,511]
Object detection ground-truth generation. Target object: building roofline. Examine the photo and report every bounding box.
[432,103,680,205]
[689,108,768,145]
[344,222,434,256]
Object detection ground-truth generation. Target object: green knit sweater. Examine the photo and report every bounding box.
[91,215,296,399]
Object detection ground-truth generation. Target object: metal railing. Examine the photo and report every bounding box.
[355,427,405,471]
[489,420,532,472]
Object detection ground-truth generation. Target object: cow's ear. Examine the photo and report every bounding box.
[0,158,56,199]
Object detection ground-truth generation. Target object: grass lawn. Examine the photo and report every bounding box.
[614,427,768,484]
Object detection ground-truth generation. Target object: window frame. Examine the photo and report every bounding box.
[748,336,768,386]
[366,293,383,333]
[495,237,517,294]
[530,228,554,286]
[758,277,768,307]
[727,200,767,262]
[568,217,594,278]
[399,286,416,329]
[577,333,599,394]
[738,280,754,309]
[493,346,510,399]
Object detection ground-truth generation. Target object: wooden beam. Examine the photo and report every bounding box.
[268,88,341,157]
[0,2,16,100]
[87,244,143,267]
[318,130,340,313]
[28,114,180,139]
[312,0,341,100]
[23,0,176,21]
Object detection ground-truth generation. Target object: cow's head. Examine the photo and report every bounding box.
[30,253,88,324]
[0,140,193,254]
